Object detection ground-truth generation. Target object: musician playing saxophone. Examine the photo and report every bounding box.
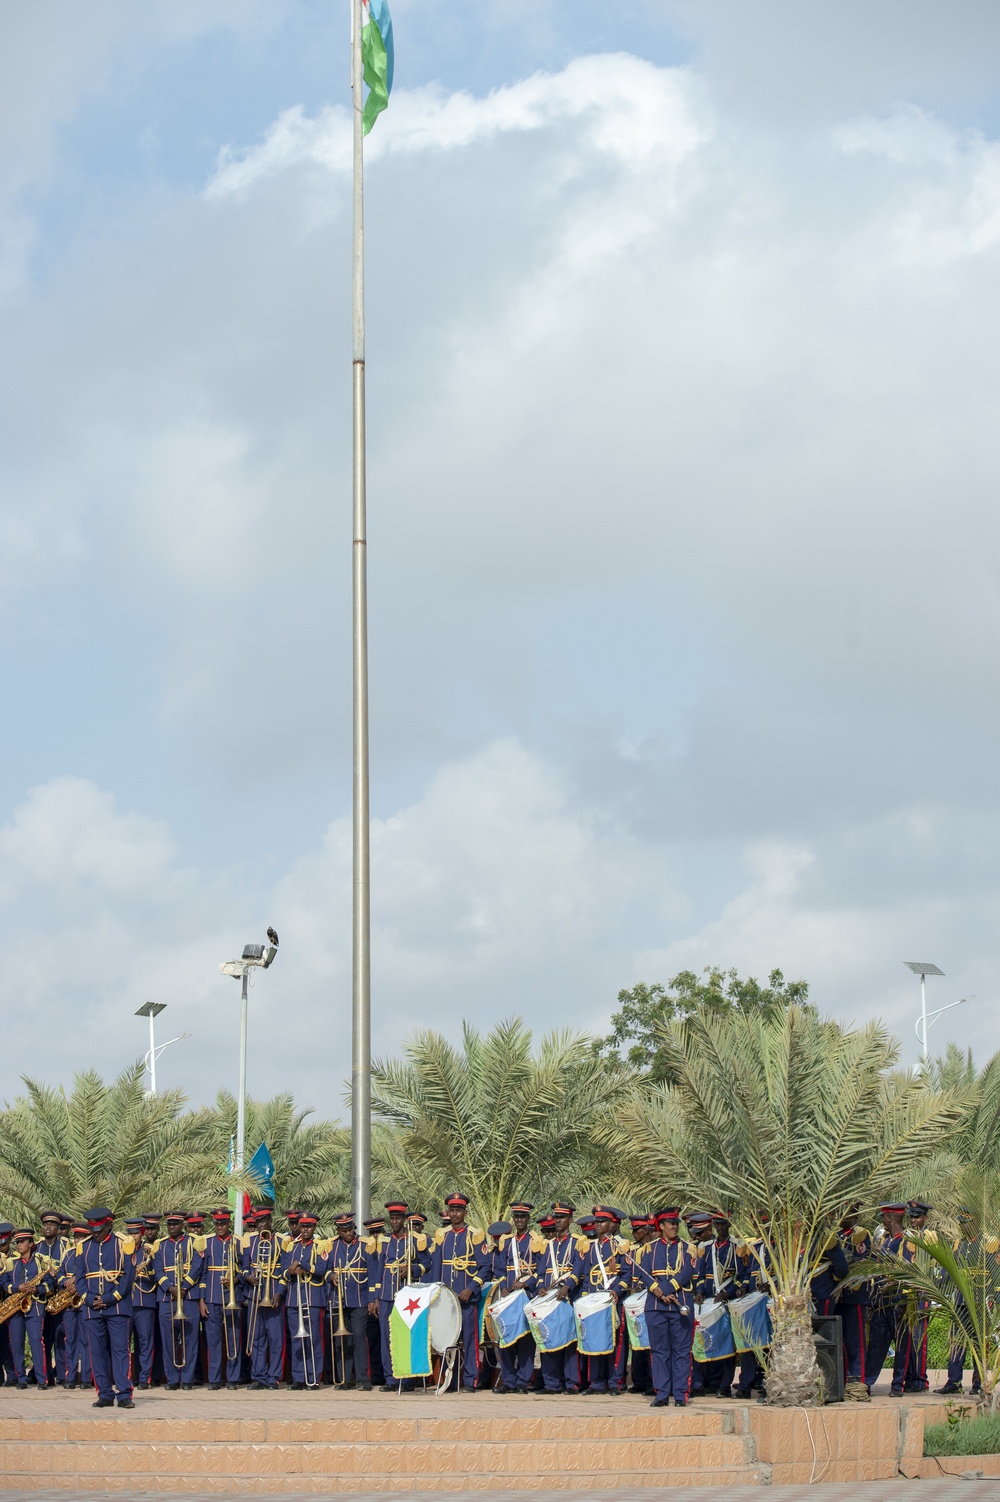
[70,1207,138,1408]
[0,1228,56,1389]
[326,1213,372,1390]
[38,1210,71,1386]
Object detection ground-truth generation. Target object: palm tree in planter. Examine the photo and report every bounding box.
[603,1006,965,1405]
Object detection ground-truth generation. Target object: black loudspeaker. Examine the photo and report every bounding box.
[812,1314,845,1403]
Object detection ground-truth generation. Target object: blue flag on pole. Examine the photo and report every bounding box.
[247,1141,276,1201]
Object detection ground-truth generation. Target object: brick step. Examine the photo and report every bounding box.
[0,1468,765,1495]
[0,1411,732,1441]
[0,1434,751,1476]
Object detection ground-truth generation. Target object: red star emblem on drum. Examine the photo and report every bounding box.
[405,1297,421,1314]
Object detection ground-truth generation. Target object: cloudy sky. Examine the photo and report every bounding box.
[1,0,999,1116]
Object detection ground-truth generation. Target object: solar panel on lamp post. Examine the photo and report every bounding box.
[135,1004,191,1095]
[903,962,944,1062]
[219,933,278,1241]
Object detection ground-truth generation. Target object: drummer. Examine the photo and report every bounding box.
[493,1202,544,1395]
[425,1194,489,1393]
[534,1201,584,1394]
[684,1213,715,1396]
[567,1205,629,1395]
[368,1201,429,1392]
[624,1216,654,1395]
[697,1211,745,1399]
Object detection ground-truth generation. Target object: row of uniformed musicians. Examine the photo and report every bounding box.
[2,1197,939,1408]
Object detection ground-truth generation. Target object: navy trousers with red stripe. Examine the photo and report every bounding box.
[647,1307,693,1401]
[841,1305,867,1383]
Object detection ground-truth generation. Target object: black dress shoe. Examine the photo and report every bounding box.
[290,1381,306,1391]
[93,1398,115,1408]
[650,1396,669,1407]
[379,1383,396,1392]
[936,1382,963,1394]
[248,1381,265,1390]
[181,1383,194,1391]
[226,1383,239,1391]
[208,1383,222,1391]
[117,1399,135,1409]
[166,1384,180,1391]
[356,1381,372,1391]
[674,1397,688,1406]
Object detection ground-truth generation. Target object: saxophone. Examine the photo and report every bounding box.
[45,1277,84,1315]
[0,1271,46,1326]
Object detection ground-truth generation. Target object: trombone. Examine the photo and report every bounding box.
[246,1229,278,1356]
[291,1246,318,1388]
[223,1237,241,1364]
[329,1266,350,1386]
[171,1244,187,1373]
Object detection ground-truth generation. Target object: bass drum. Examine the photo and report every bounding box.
[428,1283,463,1353]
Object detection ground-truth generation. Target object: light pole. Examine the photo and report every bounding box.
[134,1003,190,1094]
[219,931,278,1241]
[902,961,968,1061]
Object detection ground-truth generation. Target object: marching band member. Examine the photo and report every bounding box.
[126,1217,159,1390]
[625,1216,654,1395]
[152,1211,205,1390]
[38,1210,71,1386]
[0,1228,56,1389]
[241,1208,285,1390]
[368,1201,428,1392]
[426,1194,488,1392]
[279,1213,328,1390]
[327,1213,372,1389]
[644,1208,696,1407]
[569,1205,630,1395]
[71,1207,137,1408]
[536,1200,583,1394]
[200,1208,244,1391]
[493,1202,543,1394]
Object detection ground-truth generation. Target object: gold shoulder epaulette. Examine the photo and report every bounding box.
[616,1239,633,1254]
[433,1228,446,1247]
[317,1237,334,1255]
[851,1228,870,1250]
[469,1227,484,1245]
[120,1236,136,1255]
[530,1233,547,1253]
[985,1235,999,1255]
[193,1235,207,1253]
[575,1235,591,1253]
[415,1233,428,1252]
[364,1235,377,1255]
[497,1233,509,1250]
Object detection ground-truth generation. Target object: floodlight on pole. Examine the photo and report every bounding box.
[134,1003,190,1095]
[219,930,279,1241]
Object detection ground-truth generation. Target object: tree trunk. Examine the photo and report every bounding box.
[765,1294,821,1407]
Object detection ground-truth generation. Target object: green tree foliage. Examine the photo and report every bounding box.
[0,1065,225,1221]
[593,968,811,1081]
[601,1006,964,1405]
[369,1017,634,1227]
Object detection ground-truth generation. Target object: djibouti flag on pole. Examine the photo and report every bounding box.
[362,0,394,135]
[389,1285,434,1377]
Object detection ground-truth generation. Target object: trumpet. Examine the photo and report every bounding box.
[171,1243,188,1373]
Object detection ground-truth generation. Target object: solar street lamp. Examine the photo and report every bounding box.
[902,961,967,1061]
[135,1002,190,1095]
[219,931,279,1240]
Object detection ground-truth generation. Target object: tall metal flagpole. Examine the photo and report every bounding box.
[350,0,372,1229]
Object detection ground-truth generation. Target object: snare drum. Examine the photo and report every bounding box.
[525,1292,577,1352]
[489,1287,530,1348]
[729,1290,772,1353]
[622,1291,649,1351]
[574,1291,617,1356]
[694,1299,735,1362]
[429,1284,463,1353]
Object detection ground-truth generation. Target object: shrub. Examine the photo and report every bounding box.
[925,1412,1000,1456]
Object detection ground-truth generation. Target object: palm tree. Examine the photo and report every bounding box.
[0,1065,225,1220]
[602,1006,965,1405]
[192,1091,350,1224]
[368,1018,633,1227]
